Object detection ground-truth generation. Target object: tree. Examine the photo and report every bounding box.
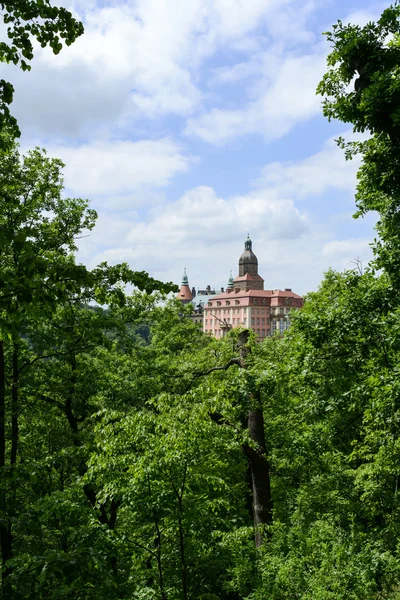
[0,1,84,140]
[231,268,400,599]
[0,139,177,595]
[317,2,400,280]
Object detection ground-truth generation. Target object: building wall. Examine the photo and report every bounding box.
[203,292,302,340]
[233,277,264,291]
[239,259,258,277]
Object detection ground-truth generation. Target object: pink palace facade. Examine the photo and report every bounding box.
[203,288,303,339]
[178,236,303,340]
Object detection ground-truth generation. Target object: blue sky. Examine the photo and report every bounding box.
[1,0,387,294]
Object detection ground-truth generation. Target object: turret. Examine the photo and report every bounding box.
[238,234,258,277]
[177,267,193,304]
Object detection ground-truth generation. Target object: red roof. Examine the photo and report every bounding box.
[177,285,193,301]
[233,273,264,282]
[206,289,301,301]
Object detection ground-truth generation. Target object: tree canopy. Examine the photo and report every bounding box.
[0,1,84,139]
[3,2,400,599]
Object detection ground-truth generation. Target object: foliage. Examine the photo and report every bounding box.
[317,1,400,280]
[0,0,84,140]
[4,2,400,598]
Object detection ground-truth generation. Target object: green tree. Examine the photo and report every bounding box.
[0,0,84,139]
[0,139,177,596]
[317,1,400,280]
[237,269,400,599]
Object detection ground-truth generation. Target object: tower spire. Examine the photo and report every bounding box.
[227,270,234,291]
[177,267,193,304]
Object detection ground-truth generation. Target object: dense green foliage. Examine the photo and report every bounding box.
[3,2,400,598]
[0,1,84,140]
[317,1,400,279]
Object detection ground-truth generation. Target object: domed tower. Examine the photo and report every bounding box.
[234,235,264,291]
[177,268,193,304]
[239,234,258,276]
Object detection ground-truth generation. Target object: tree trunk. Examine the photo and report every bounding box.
[245,402,273,547]
[177,494,188,600]
[154,515,167,600]
[237,337,273,546]
[0,340,13,590]
[0,340,5,472]
[11,342,18,466]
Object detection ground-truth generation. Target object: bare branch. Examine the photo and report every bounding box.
[39,394,64,412]
[192,357,242,378]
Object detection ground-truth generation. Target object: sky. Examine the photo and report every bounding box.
[0,0,387,295]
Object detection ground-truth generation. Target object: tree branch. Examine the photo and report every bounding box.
[39,394,64,412]
[193,357,242,378]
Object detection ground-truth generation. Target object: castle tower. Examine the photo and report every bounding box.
[233,235,264,291]
[177,268,193,304]
[239,234,258,276]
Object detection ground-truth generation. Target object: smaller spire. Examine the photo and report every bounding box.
[227,270,234,291]
[177,267,193,303]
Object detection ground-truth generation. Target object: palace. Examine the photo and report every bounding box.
[177,235,303,339]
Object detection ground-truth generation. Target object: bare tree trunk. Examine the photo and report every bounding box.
[0,341,5,471]
[177,493,188,600]
[0,340,12,590]
[11,342,18,466]
[154,513,167,600]
[245,400,273,547]
[204,331,274,546]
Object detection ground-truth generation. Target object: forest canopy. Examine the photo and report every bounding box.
[1,2,400,599]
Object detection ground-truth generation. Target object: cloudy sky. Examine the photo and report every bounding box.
[1,0,384,294]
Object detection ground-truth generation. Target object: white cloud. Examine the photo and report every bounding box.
[2,0,381,296]
[342,6,385,27]
[74,131,376,294]
[255,132,363,199]
[43,138,191,198]
[125,185,308,247]
[77,181,310,284]
[1,0,314,139]
[322,238,372,259]
[185,51,326,144]
[321,238,374,272]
